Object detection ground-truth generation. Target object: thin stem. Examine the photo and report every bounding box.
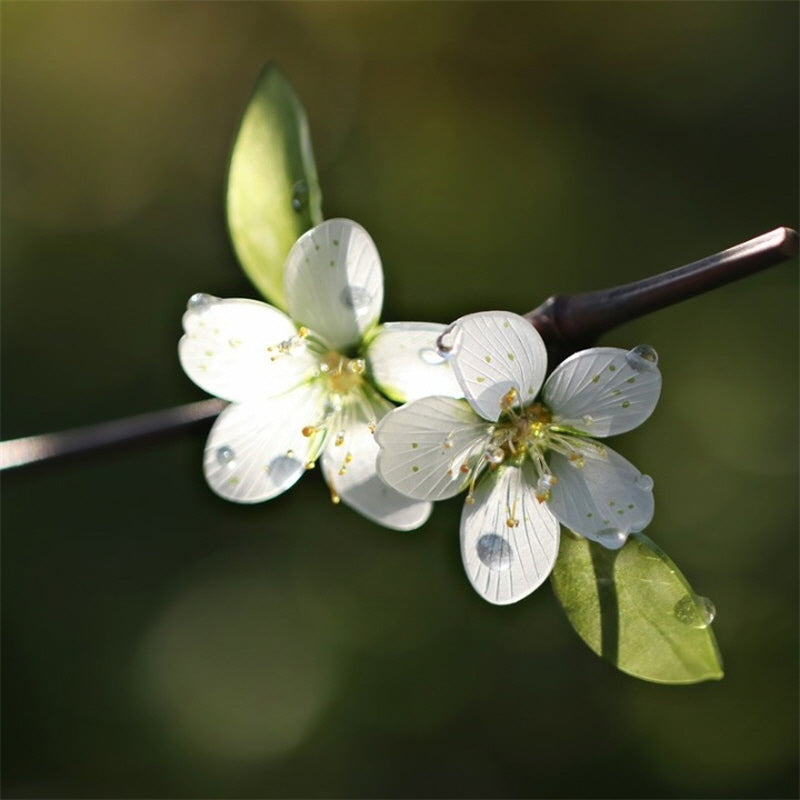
[1,227,796,472]
[525,226,798,364]
[0,399,225,471]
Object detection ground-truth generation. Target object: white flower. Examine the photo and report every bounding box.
[179,218,462,531]
[375,311,661,602]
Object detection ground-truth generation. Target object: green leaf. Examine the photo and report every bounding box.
[226,64,323,310]
[551,531,724,684]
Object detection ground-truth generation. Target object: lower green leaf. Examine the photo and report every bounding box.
[551,531,724,684]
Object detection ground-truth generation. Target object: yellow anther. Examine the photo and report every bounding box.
[500,388,518,409]
[302,426,316,437]
[506,517,519,528]
[334,433,344,447]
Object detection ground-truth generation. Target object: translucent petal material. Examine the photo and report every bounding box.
[543,347,661,437]
[448,311,547,422]
[284,219,384,351]
[366,321,463,403]
[461,460,560,605]
[179,297,318,403]
[321,390,432,531]
[202,384,327,503]
[375,396,491,501]
[546,444,654,546]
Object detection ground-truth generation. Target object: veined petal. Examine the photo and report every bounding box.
[202,383,327,503]
[375,396,491,501]
[546,443,654,548]
[284,219,384,351]
[447,311,547,422]
[179,296,318,403]
[321,390,432,531]
[543,346,661,437]
[366,321,463,403]
[461,460,560,605]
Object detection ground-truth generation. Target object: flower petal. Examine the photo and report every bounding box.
[375,396,491,501]
[366,321,463,403]
[179,296,318,403]
[543,346,661,437]
[546,444,654,548]
[461,460,560,605]
[321,390,432,531]
[284,219,384,351]
[202,384,327,503]
[447,311,547,422]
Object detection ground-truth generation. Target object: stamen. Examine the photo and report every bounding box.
[500,388,518,411]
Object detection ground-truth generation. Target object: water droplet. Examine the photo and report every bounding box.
[187,293,219,312]
[485,446,505,464]
[436,323,460,356]
[419,348,448,365]
[674,593,716,628]
[626,344,659,371]
[339,286,373,313]
[635,473,654,491]
[476,534,513,571]
[216,445,236,467]
[267,454,303,485]
[595,528,629,550]
[291,180,309,212]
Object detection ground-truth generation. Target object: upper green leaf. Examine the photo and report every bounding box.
[226,64,323,310]
[551,531,724,684]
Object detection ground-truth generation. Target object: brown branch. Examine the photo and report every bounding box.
[1,228,797,472]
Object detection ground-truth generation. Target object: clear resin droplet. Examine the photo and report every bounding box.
[635,473,654,491]
[339,286,372,313]
[595,528,628,550]
[187,293,219,312]
[674,593,716,629]
[291,180,308,212]
[476,533,514,571]
[216,445,236,467]
[419,347,448,365]
[626,344,659,371]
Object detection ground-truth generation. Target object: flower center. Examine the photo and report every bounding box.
[319,351,366,395]
[491,402,554,462]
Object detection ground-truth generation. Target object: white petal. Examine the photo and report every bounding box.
[202,384,327,503]
[179,296,318,403]
[366,322,463,403]
[321,391,432,531]
[447,311,548,422]
[543,346,661,437]
[375,396,491,501]
[284,219,384,351]
[546,444,654,547]
[461,460,560,605]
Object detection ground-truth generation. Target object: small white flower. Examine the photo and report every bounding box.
[179,218,461,531]
[375,310,661,602]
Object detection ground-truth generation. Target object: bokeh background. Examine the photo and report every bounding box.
[2,2,798,797]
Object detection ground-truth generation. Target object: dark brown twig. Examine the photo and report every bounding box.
[1,228,796,472]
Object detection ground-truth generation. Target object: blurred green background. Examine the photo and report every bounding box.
[2,2,798,797]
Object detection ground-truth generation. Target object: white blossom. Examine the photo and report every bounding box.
[179,219,461,530]
[375,311,661,601]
